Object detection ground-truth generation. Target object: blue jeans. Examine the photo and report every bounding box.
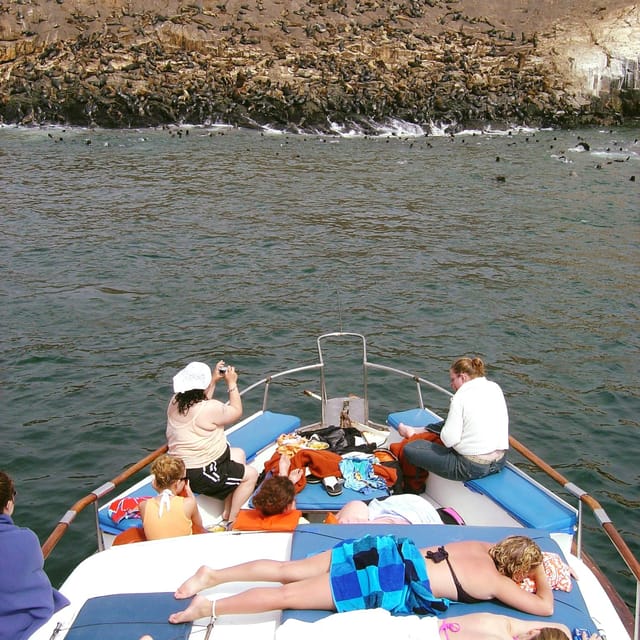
[403,440,506,482]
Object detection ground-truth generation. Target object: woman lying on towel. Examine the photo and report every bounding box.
[168,534,554,624]
[276,610,573,640]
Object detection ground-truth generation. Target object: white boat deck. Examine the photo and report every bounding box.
[32,532,294,640]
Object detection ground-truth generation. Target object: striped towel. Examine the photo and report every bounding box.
[329,534,450,615]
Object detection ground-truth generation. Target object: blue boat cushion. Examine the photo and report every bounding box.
[284,524,595,633]
[387,408,443,429]
[291,481,388,511]
[227,411,301,462]
[465,466,577,534]
[98,481,156,535]
[64,592,192,640]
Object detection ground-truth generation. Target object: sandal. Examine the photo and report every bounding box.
[306,473,322,484]
[210,520,231,533]
[322,475,344,496]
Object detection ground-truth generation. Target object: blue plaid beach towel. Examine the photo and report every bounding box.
[329,534,450,615]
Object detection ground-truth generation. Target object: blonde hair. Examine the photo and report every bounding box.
[151,455,186,491]
[451,356,486,379]
[489,535,542,578]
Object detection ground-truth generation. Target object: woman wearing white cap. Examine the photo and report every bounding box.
[166,360,258,528]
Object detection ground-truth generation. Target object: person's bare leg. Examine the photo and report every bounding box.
[174,549,332,599]
[170,574,334,623]
[227,464,258,522]
[221,494,232,522]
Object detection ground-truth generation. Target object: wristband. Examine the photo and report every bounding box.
[227,386,238,393]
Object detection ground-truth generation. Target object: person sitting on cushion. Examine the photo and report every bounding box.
[232,476,309,531]
[140,454,206,539]
[0,471,69,640]
[166,360,258,528]
[232,455,308,531]
[399,356,508,482]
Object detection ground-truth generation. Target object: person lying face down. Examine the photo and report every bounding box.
[167,534,554,624]
[276,610,574,640]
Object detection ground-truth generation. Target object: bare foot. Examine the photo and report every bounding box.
[397,422,418,438]
[169,594,213,624]
[278,453,291,477]
[174,566,216,599]
[288,468,303,483]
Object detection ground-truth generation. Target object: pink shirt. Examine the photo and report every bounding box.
[166,398,230,467]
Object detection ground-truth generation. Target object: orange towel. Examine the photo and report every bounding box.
[390,432,442,494]
[263,448,398,492]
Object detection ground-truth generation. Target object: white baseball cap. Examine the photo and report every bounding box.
[172,362,212,393]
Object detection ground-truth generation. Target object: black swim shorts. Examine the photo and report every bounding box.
[186,446,245,499]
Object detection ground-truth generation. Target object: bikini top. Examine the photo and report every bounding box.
[425,546,483,604]
[439,622,460,639]
[439,621,517,640]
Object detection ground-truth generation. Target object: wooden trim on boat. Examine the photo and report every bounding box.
[579,546,635,636]
[510,434,639,638]
[510,435,640,577]
[41,444,168,559]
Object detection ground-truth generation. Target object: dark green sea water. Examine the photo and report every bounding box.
[1,123,638,606]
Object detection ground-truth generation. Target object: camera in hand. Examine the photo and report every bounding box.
[218,366,228,375]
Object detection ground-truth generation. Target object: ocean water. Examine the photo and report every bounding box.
[1,122,638,608]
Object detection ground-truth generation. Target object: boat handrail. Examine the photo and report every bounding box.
[241,363,323,411]
[41,444,169,559]
[366,361,453,401]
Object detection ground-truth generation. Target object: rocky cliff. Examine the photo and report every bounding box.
[1,0,639,131]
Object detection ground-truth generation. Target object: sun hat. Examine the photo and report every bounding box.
[172,361,212,393]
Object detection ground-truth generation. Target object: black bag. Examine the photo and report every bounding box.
[295,425,373,454]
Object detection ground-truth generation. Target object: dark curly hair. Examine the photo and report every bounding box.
[173,389,207,415]
[252,476,296,516]
[0,471,16,512]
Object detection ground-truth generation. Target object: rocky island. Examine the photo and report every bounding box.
[1,0,639,132]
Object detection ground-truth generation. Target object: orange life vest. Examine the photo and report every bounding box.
[231,508,302,532]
